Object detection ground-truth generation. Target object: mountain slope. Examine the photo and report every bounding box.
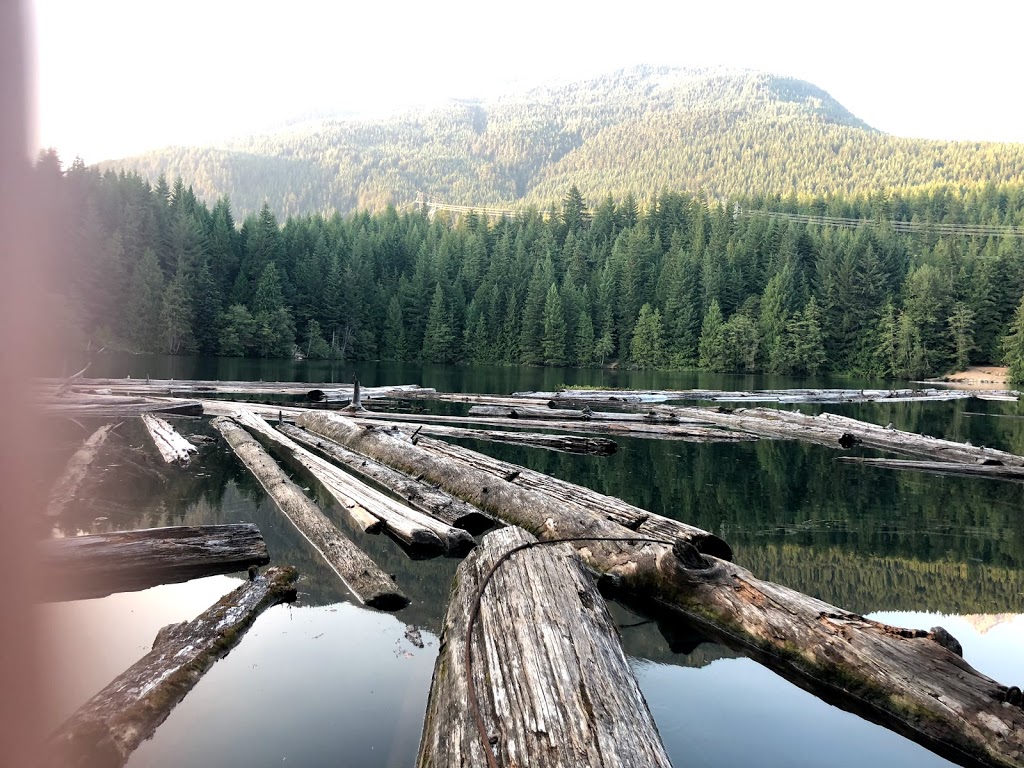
[103,66,1024,218]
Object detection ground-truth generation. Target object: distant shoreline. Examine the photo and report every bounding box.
[926,365,1009,390]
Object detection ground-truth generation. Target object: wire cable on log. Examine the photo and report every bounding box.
[463,534,1014,768]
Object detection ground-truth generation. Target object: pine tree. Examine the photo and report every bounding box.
[421,285,454,363]
[630,304,665,370]
[126,248,165,352]
[698,300,728,371]
[1001,295,1024,385]
[541,283,567,366]
[160,265,195,354]
[382,295,407,361]
[947,302,975,372]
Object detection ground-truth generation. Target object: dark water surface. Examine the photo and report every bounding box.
[42,356,1024,767]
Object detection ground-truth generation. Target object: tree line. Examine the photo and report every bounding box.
[37,150,1024,383]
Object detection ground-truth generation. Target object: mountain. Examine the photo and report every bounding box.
[101,66,1024,218]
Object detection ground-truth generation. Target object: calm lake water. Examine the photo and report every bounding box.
[42,355,1024,767]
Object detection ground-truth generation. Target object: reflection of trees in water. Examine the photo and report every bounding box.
[737,544,1024,616]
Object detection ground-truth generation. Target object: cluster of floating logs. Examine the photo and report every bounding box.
[38,377,1024,768]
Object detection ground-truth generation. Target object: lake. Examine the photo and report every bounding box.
[41,355,1024,767]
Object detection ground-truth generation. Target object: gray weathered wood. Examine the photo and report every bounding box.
[211,416,408,609]
[295,411,1024,768]
[418,526,672,768]
[39,394,203,418]
[369,418,617,455]
[46,423,119,519]
[277,423,496,534]
[231,409,473,556]
[41,524,271,601]
[46,566,298,768]
[836,456,1024,482]
[141,413,198,465]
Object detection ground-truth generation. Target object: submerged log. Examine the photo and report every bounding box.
[418,526,671,768]
[277,423,496,534]
[41,524,271,601]
[46,566,298,768]
[231,409,473,556]
[836,456,1024,482]
[211,417,408,609]
[294,411,1024,768]
[46,423,119,519]
[141,413,198,465]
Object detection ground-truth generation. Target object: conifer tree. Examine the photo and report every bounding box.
[630,304,665,370]
[541,283,567,366]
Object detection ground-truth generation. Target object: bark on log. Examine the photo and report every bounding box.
[673,406,1024,466]
[141,413,198,465]
[45,566,298,768]
[277,423,496,534]
[41,524,271,601]
[836,457,1024,482]
[293,411,1024,768]
[211,417,408,609]
[46,423,119,519]
[417,527,672,768]
[231,410,473,556]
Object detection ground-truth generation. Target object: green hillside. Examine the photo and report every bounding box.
[102,66,1024,219]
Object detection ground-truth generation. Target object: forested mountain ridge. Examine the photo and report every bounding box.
[35,144,1024,382]
[99,66,1024,220]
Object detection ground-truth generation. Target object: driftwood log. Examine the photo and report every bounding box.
[141,413,197,465]
[231,409,474,556]
[836,457,1024,482]
[359,420,617,456]
[673,406,1024,466]
[40,524,271,602]
[278,423,496,534]
[509,387,979,404]
[294,411,1024,768]
[46,423,119,518]
[418,527,672,768]
[211,417,408,609]
[46,566,298,768]
[39,394,203,418]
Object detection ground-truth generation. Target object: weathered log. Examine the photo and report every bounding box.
[417,526,672,768]
[277,423,496,534]
[372,418,617,455]
[141,413,198,465]
[294,411,1024,768]
[39,394,203,418]
[46,565,298,768]
[41,376,433,400]
[231,409,473,556]
[510,387,976,404]
[40,524,271,602]
[211,417,408,609]
[468,404,592,420]
[836,456,1024,481]
[674,406,1024,466]
[354,410,754,442]
[297,412,730,560]
[46,423,119,518]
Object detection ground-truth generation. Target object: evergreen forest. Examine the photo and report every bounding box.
[36,150,1024,382]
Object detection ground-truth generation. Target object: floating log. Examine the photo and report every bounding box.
[46,423,119,518]
[39,394,203,418]
[418,526,671,768]
[510,387,977,404]
[40,524,271,602]
[141,413,198,465]
[373,418,616,455]
[211,417,408,609]
[46,565,298,768]
[296,412,730,561]
[469,404,592,420]
[230,409,473,557]
[293,411,1024,768]
[675,406,1024,466]
[277,423,496,534]
[836,456,1024,482]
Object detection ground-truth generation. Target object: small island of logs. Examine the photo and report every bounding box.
[38,376,1024,768]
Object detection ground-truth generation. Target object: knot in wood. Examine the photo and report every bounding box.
[928,626,963,657]
[672,541,710,570]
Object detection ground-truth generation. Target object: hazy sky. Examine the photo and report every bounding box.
[28,0,1024,163]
